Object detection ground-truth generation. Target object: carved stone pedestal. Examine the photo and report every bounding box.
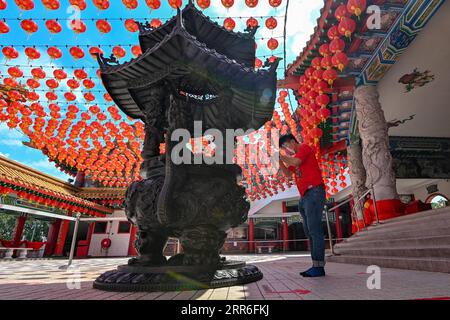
[93,258,262,292]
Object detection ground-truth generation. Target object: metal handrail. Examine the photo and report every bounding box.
[325,186,381,256]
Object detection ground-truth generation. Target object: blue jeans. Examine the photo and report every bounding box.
[298,186,326,267]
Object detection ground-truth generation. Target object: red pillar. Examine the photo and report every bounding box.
[128,224,139,256]
[12,214,27,246]
[281,201,288,251]
[44,219,61,256]
[282,218,289,251]
[335,205,343,243]
[54,212,72,256]
[248,218,254,253]
[83,222,95,256]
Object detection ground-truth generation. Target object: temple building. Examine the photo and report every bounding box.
[0,0,449,273]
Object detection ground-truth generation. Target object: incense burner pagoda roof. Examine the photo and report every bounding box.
[99,16,278,131]
[139,2,257,68]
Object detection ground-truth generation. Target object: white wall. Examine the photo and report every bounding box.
[397,179,450,202]
[88,210,131,257]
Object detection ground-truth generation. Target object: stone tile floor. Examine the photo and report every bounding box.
[1,253,450,300]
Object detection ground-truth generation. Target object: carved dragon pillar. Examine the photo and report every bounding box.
[354,85,404,221]
[347,139,366,219]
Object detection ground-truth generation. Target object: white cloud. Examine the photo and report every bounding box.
[0,151,9,158]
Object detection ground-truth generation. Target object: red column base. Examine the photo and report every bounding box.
[369,199,406,222]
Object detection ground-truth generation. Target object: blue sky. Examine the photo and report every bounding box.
[0,0,323,181]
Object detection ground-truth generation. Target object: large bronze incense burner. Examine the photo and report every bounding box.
[93,2,278,292]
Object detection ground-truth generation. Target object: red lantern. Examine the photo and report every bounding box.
[347,0,366,18]
[0,21,9,34]
[96,19,112,34]
[8,67,23,78]
[70,46,85,60]
[26,91,40,101]
[245,0,258,8]
[103,93,112,101]
[69,0,86,10]
[131,45,142,57]
[196,0,210,9]
[168,0,182,9]
[319,43,330,57]
[27,78,40,89]
[84,92,95,102]
[327,25,340,40]
[315,94,330,107]
[53,69,67,80]
[267,38,279,50]
[31,68,46,79]
[42,0,60,10]
[146,0,161,9]
[311,57,322,70]
[323,69,337,86]
[338,17,356,38]
[15,0,34,11]
[25,47,40,60]
[93,0,109,10]
[124,19,139,33]
[150,18,162,28]
[0,0,6,9]
[246,17,258,29]
[20,19,38,35]
[122,0,137,9]
[89,46,104,59]
[329,38,345,53]
[70,19,87,34]
[45,19,62,34]
[64,92,77,102]
[317,107,331,122]
[265,17,277,30]
[83,79,95,90]
[46,91,58,101]
[112,46,126,59]
[269,0,282,7]
[221,0,233,8]
[320,55,333,70]
[223,17,235,31]
[4,77,18,88]
[74,69,88,80]
[67,79,80,90]
[331,52,348,72]
[47,46,62,60]
[46,79,59,90]
[313,80,328,94]
[255,58,263,69]
[334,5,350,21]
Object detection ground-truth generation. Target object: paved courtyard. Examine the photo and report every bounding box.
[1,254,450,300]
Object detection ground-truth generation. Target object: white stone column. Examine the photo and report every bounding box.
[347,140,366,219]
[354,85,398,201]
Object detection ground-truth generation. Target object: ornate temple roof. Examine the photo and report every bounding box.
[76,188,126,200]
[98,7,278,132]
[139,1,257,68]
[0,155,115,215]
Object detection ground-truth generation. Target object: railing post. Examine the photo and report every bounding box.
[59,213,81,270]
[370,186,381,225]
[324,205,335,255]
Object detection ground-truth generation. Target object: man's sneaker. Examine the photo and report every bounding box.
[302,267,325,277]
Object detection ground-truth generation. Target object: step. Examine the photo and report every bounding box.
[347,224,450,242]
[327,255,450,273]
[363,213,450,233]
[334,245,450,259]
[335,235,450,249]
[372,206,450,226]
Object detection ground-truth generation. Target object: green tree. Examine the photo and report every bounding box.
[0,213,17,240]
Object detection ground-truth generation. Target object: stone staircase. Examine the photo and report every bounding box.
[327,206,450,273]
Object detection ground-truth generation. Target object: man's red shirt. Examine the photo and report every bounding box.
[288,144,324,197]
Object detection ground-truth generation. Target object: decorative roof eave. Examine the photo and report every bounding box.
[138,2,257,67]
[76,188,126,200]
[285,0,336,77]
[0,156,113,215]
